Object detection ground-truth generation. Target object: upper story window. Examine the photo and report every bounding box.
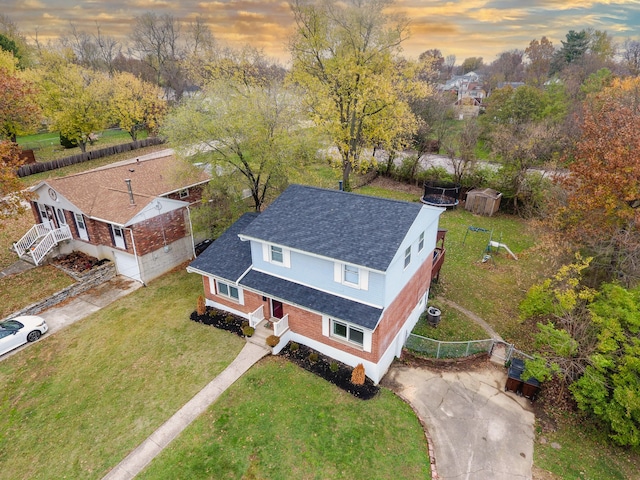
[263,243,290,267]
[334,262,369,290]
[270,245,284,264]
[418,231,425,252]
[343,264,359,285]
[404,246,411,269]
[179,188,189,199]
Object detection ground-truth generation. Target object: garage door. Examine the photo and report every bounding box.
[113,251,142,283]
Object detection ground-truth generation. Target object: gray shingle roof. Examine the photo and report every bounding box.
[240,270,383,330]
[240,184,423,271]
[188,212,257,281]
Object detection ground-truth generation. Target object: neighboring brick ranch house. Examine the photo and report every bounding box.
[187,184,446,384]
[15,155,210,284]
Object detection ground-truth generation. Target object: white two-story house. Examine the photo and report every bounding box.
[187,184,446,384]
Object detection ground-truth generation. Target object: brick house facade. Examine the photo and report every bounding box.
[21,155,210,284]
[189,185,445,384]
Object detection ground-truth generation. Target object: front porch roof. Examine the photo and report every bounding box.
[240,269,383,330]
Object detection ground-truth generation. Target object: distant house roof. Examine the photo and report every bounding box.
[40,155,210,225]
[188,212,258,281]
[239,184,426,271]
[240,270,383,329]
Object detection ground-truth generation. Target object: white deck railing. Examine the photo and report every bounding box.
[14,223,51,257]
[248,305,265,328]
[30,225,72,265]
[272,314,289,337]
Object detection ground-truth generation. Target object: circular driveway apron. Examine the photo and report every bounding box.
[384,363,535,480]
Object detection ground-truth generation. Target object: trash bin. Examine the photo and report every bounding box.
[427,306,441,327]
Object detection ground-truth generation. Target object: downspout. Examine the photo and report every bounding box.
[127,227,145,286]
[186,205,196,258]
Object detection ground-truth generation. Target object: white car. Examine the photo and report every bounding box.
[0,316,48,356]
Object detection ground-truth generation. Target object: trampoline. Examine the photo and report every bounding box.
[421,181,461,208]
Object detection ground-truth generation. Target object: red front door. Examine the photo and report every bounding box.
[271,300,283,319]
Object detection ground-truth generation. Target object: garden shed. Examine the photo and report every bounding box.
[465,188,502,216]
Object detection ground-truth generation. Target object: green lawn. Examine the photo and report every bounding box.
[0,265,75,318]
[411,303,489,341]
[138,357,431,480]
[16,128,149,163]
[0,269,245,480]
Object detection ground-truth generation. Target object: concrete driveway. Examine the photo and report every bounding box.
[383,361,535,480]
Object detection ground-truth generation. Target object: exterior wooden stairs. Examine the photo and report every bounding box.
[13,223,73,266]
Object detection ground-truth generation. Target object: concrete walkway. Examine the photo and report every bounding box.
[103,342,270,480]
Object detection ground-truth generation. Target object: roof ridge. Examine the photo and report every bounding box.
[50,155,174,180]
[289,183,422,208]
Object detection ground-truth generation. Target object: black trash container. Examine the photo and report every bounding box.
[427,306,441,327]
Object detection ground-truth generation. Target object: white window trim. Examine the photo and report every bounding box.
[333,262,369,290]
[404,246,411,270]
[418,231,425,253]
[112,224,126,249]
[323,316,371,352]
[262,242,290,268]
[209,277,244,304]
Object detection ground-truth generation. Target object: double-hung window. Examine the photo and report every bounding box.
[343,264,359,285]
[404,246,411,269]
[418,231,425,252]
[270,245,284,264]
[217,280,239,301]
[332,319,364,346]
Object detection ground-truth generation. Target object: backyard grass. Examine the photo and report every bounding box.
[411,303,489,341]
[534,416,640,479]
[0,268,245,480]
[16,128,150,163]
[138,357,431,480]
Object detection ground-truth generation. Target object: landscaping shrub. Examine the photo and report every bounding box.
[225,314,235,324]
[330,361,339,373]
[290,342,299,352]
[242,325,255,337]
[196,295,206,316]
[308,352,319,363]
[266,335,280,347]
[351,363,366,385]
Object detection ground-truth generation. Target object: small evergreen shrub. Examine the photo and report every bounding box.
[196,295,206,316]
[241,325,255,337]
[290,342,299,352]
[308,352,319,363]
[241,320,249,328]
[330,361,339,373]
[266,335,280,347]
[225,314,236,324]
[351,363,365,385]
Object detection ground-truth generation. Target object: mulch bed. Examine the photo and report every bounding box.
[52,252,109,274]
[280,342,380,400]
[189,307,379,399]
[189,307,246,337]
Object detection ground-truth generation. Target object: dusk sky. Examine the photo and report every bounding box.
[3,1,640,65]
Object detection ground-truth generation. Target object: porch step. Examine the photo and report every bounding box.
[245,320,273,351]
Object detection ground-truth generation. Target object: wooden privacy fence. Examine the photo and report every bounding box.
[405,333,495,359]
[17,137,165,177]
